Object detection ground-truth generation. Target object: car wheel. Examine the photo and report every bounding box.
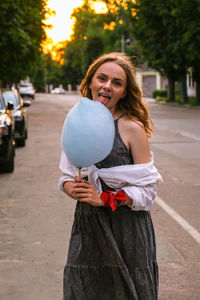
[25,129,28,139]
[1,146,14,173]
[16,137,26,147]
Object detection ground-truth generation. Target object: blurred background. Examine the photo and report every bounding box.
[0,1,200,299]
[0,0,199,104]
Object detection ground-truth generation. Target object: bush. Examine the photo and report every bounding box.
[189,97,199,106]
[155,97,168,102]
[175,94,184,104]
[152,89,168,98]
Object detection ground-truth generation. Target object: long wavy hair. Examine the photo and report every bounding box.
[80,52,153,137]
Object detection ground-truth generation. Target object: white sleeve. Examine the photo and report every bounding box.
[58,150,78,191]
[122,183,157,211]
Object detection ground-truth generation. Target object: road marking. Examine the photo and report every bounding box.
[154,123,200,142]
[176,130,200,142]
[155,196,200,245]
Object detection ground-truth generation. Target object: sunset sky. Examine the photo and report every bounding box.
[44,0,84,44]
[44,0,107,45]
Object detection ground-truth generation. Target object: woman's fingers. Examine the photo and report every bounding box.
[74,177,89,183]
[71,180,103,206]
[74,187,92,197]
[76,193,90,199]
[73,182,90,190]
[74,176,84,183]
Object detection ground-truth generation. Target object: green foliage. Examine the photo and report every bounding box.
[61,4,107,85]
[171,0,200,103]
[0,0,48,86]
[188,98,199,106]
[175,94,184,104]
[33,53,64,91]
[130,0,200,102]
[152,89,168,99]
[32,55,46,92]
[155,97,168,103]
[132,1,188,76]
[62,40,84,85]
[45,54,63,87]
[39,0,199,104]
[61,0,141,85]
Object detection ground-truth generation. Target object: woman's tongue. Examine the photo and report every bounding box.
[98,94,110,105]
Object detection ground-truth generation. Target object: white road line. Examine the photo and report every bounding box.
[176,130,200,142]
[154,123,200,142]
[155,196,200,245]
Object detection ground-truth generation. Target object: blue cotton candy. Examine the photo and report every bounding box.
[61,97,115,169]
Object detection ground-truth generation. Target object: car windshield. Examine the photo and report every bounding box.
[20,84,33,88]
[0,95,5,110]
[3,91,19,107]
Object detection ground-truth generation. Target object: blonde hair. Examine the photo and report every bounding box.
[80,52,153,137]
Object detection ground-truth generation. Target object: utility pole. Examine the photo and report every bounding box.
[121,34,125,53]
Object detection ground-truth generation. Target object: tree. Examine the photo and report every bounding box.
[99,0,142,59]
[101,0,200,103]
[62,0,140,85]
[126,0,190,102]
[61,3,105,85]
[0,0,48,87]
[171,0,200,104]
[44,53,64,87]
[32,54,46,92]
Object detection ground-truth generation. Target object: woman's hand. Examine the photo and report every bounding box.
[71,177,104,207]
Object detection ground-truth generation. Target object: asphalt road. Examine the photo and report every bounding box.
[0,93,199,299]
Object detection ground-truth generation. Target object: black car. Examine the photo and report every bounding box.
[0,90,15,172]
[3,88,31,147]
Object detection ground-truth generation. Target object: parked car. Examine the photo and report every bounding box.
[51,87,66,94]
[2,88,31,147]
[19,82,35,99]
[0,89,15,172]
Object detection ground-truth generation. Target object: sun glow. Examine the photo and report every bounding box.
[42,0,108,58]
[90,1,107,13]
[44,0,83,44]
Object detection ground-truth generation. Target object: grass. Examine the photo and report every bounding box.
[155,96,199,106]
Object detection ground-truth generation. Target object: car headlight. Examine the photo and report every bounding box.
[13,111,23,121]
[0,124,8,136]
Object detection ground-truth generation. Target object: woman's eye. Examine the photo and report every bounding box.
[114,81,122,86]
[98,76,105,81]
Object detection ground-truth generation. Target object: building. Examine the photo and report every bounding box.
[135,62,167,98]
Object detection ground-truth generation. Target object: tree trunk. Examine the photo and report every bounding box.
[192,64,200,104]
[181,73,188,103]
[196,78,200,104]
[168,77,175,102]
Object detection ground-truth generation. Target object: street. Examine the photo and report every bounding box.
[0,93,199,299]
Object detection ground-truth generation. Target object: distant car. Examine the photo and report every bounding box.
[51,87,66,94]
[19,83,35,99]
[3,88,31,147]
[0,89,15,172]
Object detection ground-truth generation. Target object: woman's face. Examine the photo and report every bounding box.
[89,62,127,114]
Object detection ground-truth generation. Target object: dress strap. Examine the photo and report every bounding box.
[115,113,126,121]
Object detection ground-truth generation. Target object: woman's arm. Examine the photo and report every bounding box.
[119,118,152,208]
[63,181,75,198]
[59,150,104,206]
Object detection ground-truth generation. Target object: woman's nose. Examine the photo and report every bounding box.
[103,80,112,89]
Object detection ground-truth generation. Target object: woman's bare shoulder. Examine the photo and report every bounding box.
[122,116,146,135]
[118,115,150,162]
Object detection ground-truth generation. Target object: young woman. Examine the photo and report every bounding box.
[59,52,162,300]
